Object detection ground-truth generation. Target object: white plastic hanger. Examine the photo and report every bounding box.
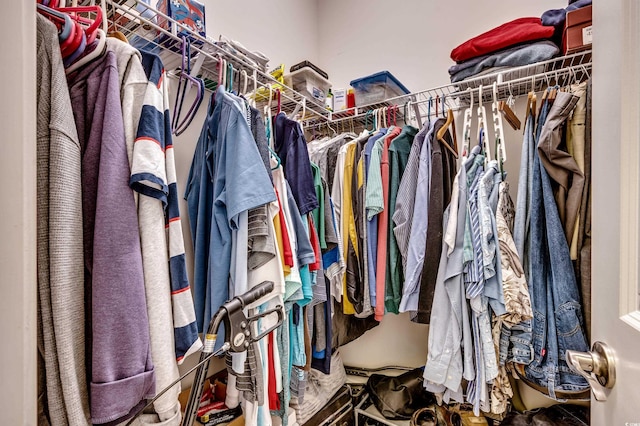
[66,28,106,74]
[491,82,507,166]
[240,69,248,95]
[462,87,474,158]
[477,85,491,165]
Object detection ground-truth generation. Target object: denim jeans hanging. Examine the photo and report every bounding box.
[524,93,590,398]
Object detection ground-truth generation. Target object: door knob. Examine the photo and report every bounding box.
[566,341,616,401]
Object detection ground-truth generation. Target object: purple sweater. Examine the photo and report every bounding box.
[68,50,155,424]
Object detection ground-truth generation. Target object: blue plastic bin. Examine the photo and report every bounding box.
[349,71,410,106]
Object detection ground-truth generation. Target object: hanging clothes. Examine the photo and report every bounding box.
[274,112,319,215]
[185,86,277,342]
[393,124,430,276]
[423,148,475,404]
[523,92,590,398]
[68,48,156,424]
[36,14,90,426]
[385,125,418,314]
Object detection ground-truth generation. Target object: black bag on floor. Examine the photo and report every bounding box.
[366,368,435,420]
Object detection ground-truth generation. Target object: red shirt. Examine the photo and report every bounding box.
[375,127,402,320]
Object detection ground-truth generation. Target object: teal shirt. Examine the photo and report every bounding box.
[310,162,326,249]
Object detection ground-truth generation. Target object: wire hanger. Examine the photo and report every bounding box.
[172,36,205,136]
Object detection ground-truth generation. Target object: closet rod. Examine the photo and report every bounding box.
[103,0,330,121]
[307,52,592,130]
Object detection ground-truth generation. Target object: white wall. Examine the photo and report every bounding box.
[317,0,567,92]
[205,0,319,74]
[0,3,37,424]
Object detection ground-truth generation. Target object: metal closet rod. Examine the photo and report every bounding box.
[102,0,329,120]
[307,58,592,129]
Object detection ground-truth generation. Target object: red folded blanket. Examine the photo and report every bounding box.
[451,17,555,63]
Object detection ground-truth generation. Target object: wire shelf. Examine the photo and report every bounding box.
[304,50,592,131]
[95,1,592,133]
[102,0,330,122]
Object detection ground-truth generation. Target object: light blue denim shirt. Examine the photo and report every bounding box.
[478,161,507,316]
[423,161,475,404]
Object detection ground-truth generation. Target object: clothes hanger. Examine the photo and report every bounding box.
[491,82,507,171]
[477,85,491,164]
[215,54,224,89]
[403,101,411,126]
[290,97,306,123]
[525,75,537,127]
[36,5,83,57]
[226,62,234,92]
[62,30,87,68]
[249,69,258,108]
[407,95,423,129]
[221,59,227,91]
[436,96,459,159]
[364,110,374,133]
[36,4,74,44]
[57,6,103,44]
[269,145,281,170]
[240,70,248,95]
[499,82,521,130]
[65,28,106,74]
[461,87,474,158]
[171,36,205,136]
[61,20,84,58]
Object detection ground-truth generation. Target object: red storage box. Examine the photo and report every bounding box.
[564,5,592,54]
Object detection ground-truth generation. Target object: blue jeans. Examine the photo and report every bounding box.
[524,97,589,397]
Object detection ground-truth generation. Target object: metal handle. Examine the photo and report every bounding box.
[566,341,616,401]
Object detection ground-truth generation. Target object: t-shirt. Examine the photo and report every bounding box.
[184,87,276,345]
[136,50,202,364]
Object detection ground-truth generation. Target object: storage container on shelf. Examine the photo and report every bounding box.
[349,71,410,106]
[284,66,332,104]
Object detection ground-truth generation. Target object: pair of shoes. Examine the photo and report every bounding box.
[411,407,437,426]
[448,404,489,426]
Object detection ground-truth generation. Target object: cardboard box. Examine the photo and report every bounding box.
[564,5,592,54]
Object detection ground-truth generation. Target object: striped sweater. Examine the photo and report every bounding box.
[133,51,202,363]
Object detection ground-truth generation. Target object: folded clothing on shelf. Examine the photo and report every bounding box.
[449,40,560,83]
[542,0,592,29]
[450,17,555,63]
